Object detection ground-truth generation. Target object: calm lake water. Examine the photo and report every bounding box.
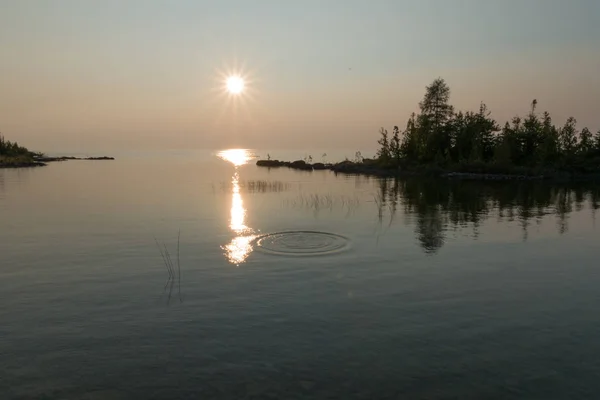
[1,149,600,399]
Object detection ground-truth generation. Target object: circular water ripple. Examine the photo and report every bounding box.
[254,231,350,256]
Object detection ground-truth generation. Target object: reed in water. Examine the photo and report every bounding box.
[154,230,182,304]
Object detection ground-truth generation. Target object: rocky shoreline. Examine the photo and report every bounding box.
[257,159,411,176]
[35,156,115,162]
[256,159,600,182]
[0,155,115,168]
[256,159,331,171]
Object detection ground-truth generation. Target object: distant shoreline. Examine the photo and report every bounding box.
[0,155,115,169]
[256,159,600,182]
[36,156,115,162]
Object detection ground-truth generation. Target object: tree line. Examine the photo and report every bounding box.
[376,78,600,174]
[0,134,35,157]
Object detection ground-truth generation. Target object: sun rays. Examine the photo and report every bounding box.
[204,61,264,129]
[215,62,256,100]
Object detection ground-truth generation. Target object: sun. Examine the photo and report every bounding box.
[226,76,245,95]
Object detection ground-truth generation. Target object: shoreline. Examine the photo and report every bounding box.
[36,156,115,162]
[256,159,600,182]
[0,155,115,169]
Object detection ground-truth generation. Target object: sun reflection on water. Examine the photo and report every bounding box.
[217,148,254,167]
[219,149,257,265]
[229,172,250,234]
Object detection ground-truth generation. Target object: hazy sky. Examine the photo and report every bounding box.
[1,0,599,152]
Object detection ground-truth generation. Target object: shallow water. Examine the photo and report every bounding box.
[1,150,600,399]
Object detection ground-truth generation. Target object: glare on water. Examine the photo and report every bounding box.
[218,149,257,264]
[217,149,254,167]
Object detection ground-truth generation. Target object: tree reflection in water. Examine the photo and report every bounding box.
[374,178,600,254]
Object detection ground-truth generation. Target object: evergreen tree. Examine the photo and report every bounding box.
[390,126,401,163]
[522,99,542,165]
[400,113,418,161]
[495,122,514,166]
[377,128,391,164]
[418,78,454,162]
[559,117,579,159]
[579,127,593,155]
[476,102,500,162]
[497,118,523,165]
[538,111,559,165]
[373,77,599,173]
[449,111,467,162]
[0,133,32,157]
[419,78,453,130]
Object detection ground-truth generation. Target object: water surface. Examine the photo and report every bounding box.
[1,150,599,399]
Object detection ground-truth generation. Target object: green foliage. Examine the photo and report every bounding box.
[390,126,401,163]
[0,133,42,167]
[354,151,363,163]
[521,100,543,165]
[400,113,418,161]
[377,127,391,165]
[374,78,600,175]
[538,111,560,165]
[579,127,593,155]
[0,134,32,157]
[559,117,578,159]
[449,103,499,164]
[419,78,454,131]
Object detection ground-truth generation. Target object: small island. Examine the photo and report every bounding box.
[257,78,600,181]
[0,134,114,168]
[0,135,46,168]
